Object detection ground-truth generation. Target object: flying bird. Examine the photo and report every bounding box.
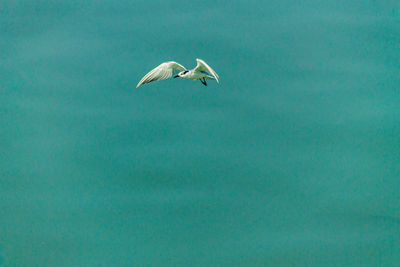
[136,58,219,88]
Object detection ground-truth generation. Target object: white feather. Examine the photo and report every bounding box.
[194,58,219,83]
[136,61,186,88]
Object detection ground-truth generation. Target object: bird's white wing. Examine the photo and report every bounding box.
[136,61,186,88]
[194,58,219,83]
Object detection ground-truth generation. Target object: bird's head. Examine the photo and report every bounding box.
[174,70,189,78]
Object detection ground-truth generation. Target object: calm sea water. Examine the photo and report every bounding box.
[1,0,399,266]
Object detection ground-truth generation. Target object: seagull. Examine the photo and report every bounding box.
[136,58,219,88]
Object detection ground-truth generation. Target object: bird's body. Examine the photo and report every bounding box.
[178,70,211,80]
[136,59,219,88]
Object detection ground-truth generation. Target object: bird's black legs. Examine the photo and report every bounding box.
[200,78,207,86]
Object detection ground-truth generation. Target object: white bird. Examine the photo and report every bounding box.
[136,58,219,88]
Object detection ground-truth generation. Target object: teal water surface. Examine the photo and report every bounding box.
[1,0,400,266]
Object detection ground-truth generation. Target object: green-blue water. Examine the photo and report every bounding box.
[1,1,399,266]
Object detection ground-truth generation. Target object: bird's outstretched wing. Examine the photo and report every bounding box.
[136,61,186,88]
[194,59,219,83]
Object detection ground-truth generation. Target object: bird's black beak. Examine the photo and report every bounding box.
[173,75,179,78]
